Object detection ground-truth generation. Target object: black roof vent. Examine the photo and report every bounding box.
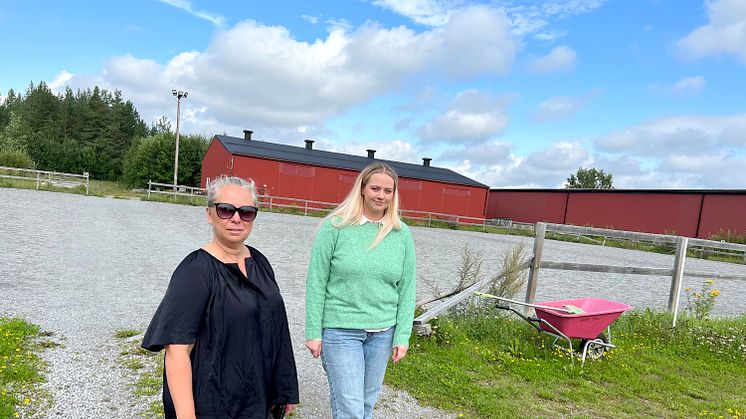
[367,149,376,159]
[423,157,432,167]
[243,130,253,141]
[305,139,314,150]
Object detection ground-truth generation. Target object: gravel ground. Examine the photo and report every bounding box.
[0,188,744,418]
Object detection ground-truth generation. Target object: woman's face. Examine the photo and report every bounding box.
[206,184,256,246]
[361,172,395,220]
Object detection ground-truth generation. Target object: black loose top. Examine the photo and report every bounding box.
[142,246,299,419]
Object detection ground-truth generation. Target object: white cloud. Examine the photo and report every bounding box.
[507,0,606,39]
[670,75,706,94]
[648,75,707,96]
[595,114,746,156]
[528,46,577,74]
[371,0,453,26]
[53,12,517,136]
[438,141,513,165]
[49,70,74,92]
[534,89,599,122]
[677,0,746,64]
[157,0,225,27]
[460,141,591,188]
[418,90,511,143]
[335,139,419,163]
[301,14,319,24]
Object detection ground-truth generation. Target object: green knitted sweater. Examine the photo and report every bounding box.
[305,217,417,347]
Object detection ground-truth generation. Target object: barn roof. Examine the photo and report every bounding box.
[215,135,488,188]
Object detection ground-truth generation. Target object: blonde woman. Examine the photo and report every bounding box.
[305,162,417,419]
[143,176,299,418]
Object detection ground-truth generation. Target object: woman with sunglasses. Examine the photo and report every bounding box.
[305,162,416,419]
[143,176,299,419]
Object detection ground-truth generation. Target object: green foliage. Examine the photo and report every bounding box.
[388,309,746,417]
[0,146,36,169]
[0,82,149,181]
[122,133,208,187]
[685,280,721,320]
[0,317,53,418]
[116,330,165,417]
[566,167,614,189]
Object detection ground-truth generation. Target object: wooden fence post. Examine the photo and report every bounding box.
[668,236,688,327]
[524,222,546,315]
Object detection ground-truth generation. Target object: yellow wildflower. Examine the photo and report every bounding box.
[704,279,715,285]
[24,398,30,404]
[710,290,720,297]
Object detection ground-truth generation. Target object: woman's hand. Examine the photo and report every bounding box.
[305,339,323,358]
[392,345,408,362]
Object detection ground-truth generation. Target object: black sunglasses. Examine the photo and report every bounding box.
[211,203,259,222]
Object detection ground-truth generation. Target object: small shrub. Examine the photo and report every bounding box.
[684,280,720,320]
[0,146,36,169]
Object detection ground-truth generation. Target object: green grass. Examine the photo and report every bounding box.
[0,317,58,418]
[115,330,164,418]
[386,309,746,418]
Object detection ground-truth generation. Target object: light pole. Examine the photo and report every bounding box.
[172,89,188,189]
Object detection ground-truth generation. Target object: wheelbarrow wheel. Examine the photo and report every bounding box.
[581,334,608,361]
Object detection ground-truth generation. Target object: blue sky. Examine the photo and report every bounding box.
[1,0,745,188]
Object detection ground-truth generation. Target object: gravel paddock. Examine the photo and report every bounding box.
[1,188,743,417]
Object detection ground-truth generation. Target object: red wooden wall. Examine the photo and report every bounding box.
[201,142,488,218]
[487,189,746,238]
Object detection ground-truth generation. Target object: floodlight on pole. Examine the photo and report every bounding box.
[172,90,188,190]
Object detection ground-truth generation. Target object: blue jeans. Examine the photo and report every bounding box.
[321,327,395,419]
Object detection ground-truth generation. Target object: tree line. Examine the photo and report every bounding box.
[0,82,207,187]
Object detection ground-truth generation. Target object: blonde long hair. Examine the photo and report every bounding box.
[328,162,402,248]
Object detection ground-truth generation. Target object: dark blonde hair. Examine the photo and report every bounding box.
[328,162,402,248]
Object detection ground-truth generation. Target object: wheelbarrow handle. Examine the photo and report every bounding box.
[474,292,575,314]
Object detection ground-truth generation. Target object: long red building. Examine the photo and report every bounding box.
[201,131,489,218]
[487,189,746,239]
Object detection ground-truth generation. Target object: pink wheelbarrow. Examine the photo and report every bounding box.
[475,292,633,365]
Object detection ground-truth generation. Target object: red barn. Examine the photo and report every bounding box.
[487,188,746,238]
[201,131,489,218]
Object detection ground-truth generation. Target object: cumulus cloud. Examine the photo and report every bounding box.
[335,139,419,163]
[301,14,319,24]
[438,141,513,166]
[445,141,591,188]
[534,89,599,122]
[595,114,746,156]
[528,46,577,74]
[677,0,746,63]
[54,8,517,136]
[417,90,511,143]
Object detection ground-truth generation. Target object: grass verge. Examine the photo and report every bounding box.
[386,309,746,418]
[116,329,164,418]
[0,317,60,418]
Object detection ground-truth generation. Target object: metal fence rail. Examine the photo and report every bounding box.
[0,166,89,194]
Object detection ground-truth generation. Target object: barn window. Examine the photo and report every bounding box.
[443,187,470,197]
[280,163,315,177]
[399,179,423,191]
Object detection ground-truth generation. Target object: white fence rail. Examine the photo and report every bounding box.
[0,166,89,194]
[413,222,746,333]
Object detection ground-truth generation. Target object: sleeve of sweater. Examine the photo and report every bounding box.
[305,219,336,340]
[393,224,417,347]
